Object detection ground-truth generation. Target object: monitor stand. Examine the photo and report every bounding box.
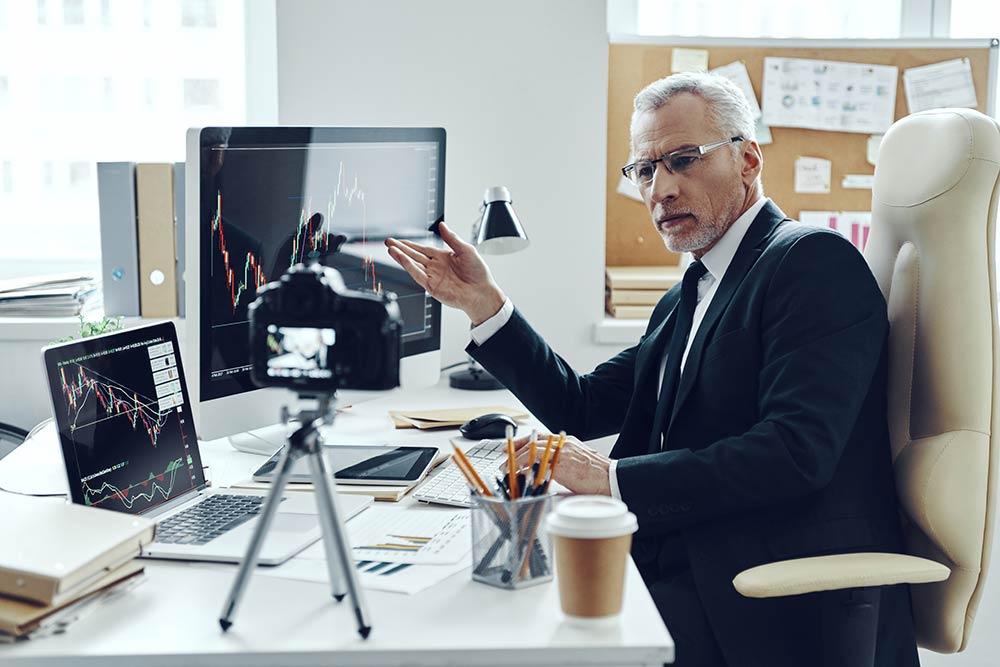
[228,424,291,456]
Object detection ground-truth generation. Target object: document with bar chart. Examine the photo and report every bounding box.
[345,505,470,565]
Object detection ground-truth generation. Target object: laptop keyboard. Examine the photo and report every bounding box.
[413,439,506,507]
[155,494,265,545]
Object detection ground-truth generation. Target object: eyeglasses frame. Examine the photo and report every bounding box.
[621,136,745,187]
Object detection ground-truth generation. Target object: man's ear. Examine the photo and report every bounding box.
[741,140,763,186]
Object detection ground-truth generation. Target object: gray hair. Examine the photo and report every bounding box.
[631,72,756,150]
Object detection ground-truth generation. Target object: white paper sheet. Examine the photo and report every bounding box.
[794,157,832,194]
[711,61,763,119]
[799,210,872,251]
[616,175,643,202]
[762,57,897,134]
[341,504,471,565]
[842,174,875,189]
[903,58,978,113]
[671,48,709,73]
[258,555,469,595]
[866,134,883,166]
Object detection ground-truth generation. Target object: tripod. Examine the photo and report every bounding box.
[218,393,372,638]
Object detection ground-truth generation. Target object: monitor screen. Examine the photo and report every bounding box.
[194,127,444,404]
[43,322,206,514]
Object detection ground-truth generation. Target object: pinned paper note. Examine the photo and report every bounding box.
[794,157,832,194]
[617,175,643,202]
[866,134,882,166]
[842,174,874,189]
[800,210,872,251]
[903,58,978,113]
[756,119,773,146]
[671,48,709,73]
[711,61,762,119]
[762,57,897,134]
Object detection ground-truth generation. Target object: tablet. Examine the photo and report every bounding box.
[252,445,439,486]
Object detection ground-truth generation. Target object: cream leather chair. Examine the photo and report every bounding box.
[734,108,1000,664]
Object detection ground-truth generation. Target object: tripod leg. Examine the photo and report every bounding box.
[218,445,298,632]
[308,447,373,639]
[304,452,347,601]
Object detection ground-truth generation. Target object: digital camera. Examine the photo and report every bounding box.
[248,263,402,392]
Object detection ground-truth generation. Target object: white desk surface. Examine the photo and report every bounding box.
[1,382,673,667]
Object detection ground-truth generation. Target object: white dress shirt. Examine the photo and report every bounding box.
[472,197,768,499]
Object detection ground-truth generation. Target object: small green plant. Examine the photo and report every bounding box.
[53,315,124,343]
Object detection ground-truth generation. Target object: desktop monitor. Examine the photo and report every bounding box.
[185,127,444,442]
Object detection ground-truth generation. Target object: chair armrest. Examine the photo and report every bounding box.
[733,553,950,598]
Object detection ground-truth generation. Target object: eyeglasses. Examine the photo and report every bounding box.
[621,136,744,187]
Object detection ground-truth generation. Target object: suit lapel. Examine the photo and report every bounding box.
[666,202,788,434]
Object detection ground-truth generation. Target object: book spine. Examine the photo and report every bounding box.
[0,569,59,606]
[606,289,665,306]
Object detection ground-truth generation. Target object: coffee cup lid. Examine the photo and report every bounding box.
[546,496,637,539]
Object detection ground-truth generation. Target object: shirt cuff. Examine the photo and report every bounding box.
[608,459,622,500]
[470,298,514,346]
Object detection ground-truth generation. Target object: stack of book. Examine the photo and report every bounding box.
[0,496,154,641]
[605,265,684,319]
[0,273,101,318]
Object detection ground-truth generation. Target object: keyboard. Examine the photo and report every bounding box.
[155,494,265,545]
[413,439,507,507]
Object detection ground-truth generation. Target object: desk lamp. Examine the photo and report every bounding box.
[449,186,529,390]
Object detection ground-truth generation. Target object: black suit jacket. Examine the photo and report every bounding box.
[468,202,917,666]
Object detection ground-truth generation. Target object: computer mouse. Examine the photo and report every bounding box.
[459,413,518,440]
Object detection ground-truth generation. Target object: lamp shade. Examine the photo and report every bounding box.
[474,186,529,255]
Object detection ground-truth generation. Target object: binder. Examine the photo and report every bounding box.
[135,163,178,317]
[0,496,154,606]
[173,162,186,317]
[96,162,140,317]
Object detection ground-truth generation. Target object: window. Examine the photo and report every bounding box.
[0,0,251,281]
[950,0,1000,119]
[62,0,84,26]
[183,78,220,108]
[635,0,903,38]
[182,0,217,28]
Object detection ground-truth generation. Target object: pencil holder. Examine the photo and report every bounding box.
[470,493,553,590]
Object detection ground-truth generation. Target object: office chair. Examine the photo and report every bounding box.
[733,108,1000,665]
[0,421,28,461]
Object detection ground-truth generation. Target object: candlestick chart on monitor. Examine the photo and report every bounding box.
[204,140,440,388]
[52,335,201,514]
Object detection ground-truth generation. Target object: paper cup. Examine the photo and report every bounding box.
[546,496,638,626]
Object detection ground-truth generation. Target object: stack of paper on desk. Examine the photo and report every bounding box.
[0,273,101,317]
[389,405,529,430]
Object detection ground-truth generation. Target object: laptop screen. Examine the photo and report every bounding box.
[43,322,206,514]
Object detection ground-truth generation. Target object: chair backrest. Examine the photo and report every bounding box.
[865,108,1000,653]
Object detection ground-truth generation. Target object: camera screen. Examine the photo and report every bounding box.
[265,325,336,380]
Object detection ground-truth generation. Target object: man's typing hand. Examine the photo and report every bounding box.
[385,221,506,325]
[512,434,612,496]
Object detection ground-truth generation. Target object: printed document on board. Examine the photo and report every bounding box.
[762,57,897,134]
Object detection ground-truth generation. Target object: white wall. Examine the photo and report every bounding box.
[275,0,615,375]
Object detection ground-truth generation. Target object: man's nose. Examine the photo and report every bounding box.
[648,161,680,203]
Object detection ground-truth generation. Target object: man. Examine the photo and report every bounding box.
[385,72,917,667]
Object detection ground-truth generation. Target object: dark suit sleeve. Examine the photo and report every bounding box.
[467,309,641,440]
[616,232,887,534]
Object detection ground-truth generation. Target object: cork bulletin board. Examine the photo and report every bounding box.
[606,37,999,268]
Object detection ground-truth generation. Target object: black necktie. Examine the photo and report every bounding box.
[647,260,708,452]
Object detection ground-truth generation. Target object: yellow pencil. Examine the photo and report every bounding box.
[506,425,519,499]
[451,447,493,497]
[548,432,567,484]
[536,434,556,483]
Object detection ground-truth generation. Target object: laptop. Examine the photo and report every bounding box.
[42,321,370,565]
